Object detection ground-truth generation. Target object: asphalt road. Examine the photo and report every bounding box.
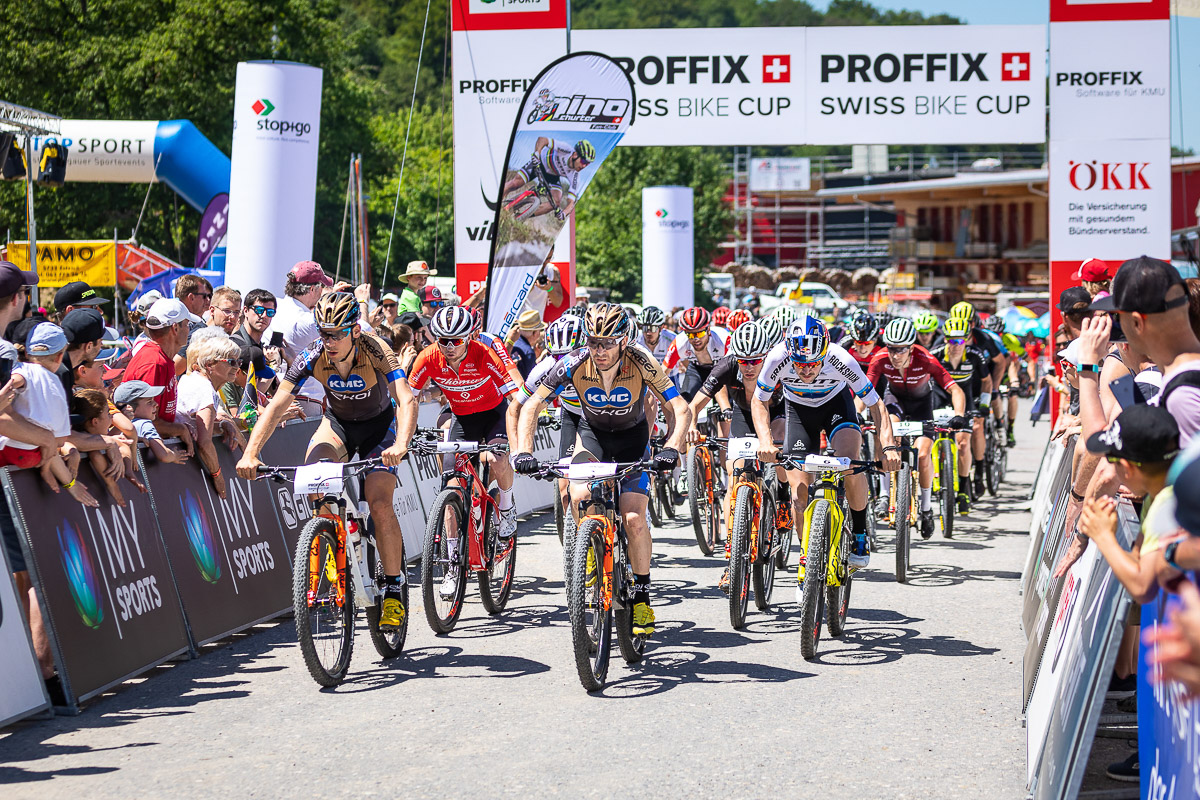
[1,410,1042,798]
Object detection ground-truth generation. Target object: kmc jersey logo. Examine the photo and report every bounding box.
[327,374,367,393]
[180,488,221,583]
[584,386,634,407]
[57,520,104,629]
[251,98,276,116]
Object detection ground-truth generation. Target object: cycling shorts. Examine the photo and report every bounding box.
[322,408,396,473]
[782,387,859,458]
[884,390,934,424]
[447,399,508,470]
[680,361,717,402]
[560,409,581,460]
[728,402,784,439]
[575,418,650,497]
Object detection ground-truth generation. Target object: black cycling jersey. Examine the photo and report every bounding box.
[698,355,783,413]
[929,345,985,408]
[968,327,1004,371]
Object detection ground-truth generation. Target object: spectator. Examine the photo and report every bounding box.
[123,298,197,455]
[1074,257,1111,298]
[524,246,563,317]
[507,310,544,380]
[53,280,108,319]
[58,307,105,394]
[390,321,418,373]
[173,274,213,372]
[113,381,188,465]
[208,286,242,334]
[128,289,163,336]
[378,293,400,327]
[269,260,334,418]
[398,310,433,350]
[574,286,590,310]
[230,288,280,391]
[178,335,246,498]
[420,285,445,324]
[398,260,435,314]
[1186,277,1200,341]
[71,388,136,506]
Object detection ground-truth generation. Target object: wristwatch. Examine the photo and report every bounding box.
[1078,363,1100,374]
[1165,540,1185,571]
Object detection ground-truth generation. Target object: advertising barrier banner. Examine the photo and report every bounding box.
[0,539,50,726]
[3,461,190,706]
[259,418,321,558]
[484,52,634,337]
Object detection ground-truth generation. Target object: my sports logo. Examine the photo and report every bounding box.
[584,386,634,408]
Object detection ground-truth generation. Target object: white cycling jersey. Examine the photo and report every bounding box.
[663,328,729,372]
[516,354,580,412]
[755,341,880,408]
[535,139,582,203]
[637,330,673,363]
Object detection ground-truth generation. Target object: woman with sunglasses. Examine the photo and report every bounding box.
[178,335,248,500]
[929,318,988,513]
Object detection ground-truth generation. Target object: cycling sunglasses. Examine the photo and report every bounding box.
[319,326,354,342]
[946,338,967,346]
[887,345,912,354]
[852,339,875,348]
[587,336,620,351]
[438,337,467,347]
[642,325,661,334]
[737,357,764,367]
[249,305,276,318]
[685,330,708,339]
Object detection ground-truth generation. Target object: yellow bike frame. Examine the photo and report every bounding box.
[798,471,847,586]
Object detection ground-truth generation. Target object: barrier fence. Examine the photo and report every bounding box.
[0,409,561,718]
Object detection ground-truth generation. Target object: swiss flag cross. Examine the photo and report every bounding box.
[1001,52,1031,81]
[762,55,790,83]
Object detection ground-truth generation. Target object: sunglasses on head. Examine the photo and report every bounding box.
[249,305,276,317]
[319,326,354,342]
[438,337,466,347]
[587,337,620,351]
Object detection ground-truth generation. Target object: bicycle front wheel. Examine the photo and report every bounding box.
[986,425,1001,496]
[292,518,355,687]
[775,482,794,571]
[895,466,912,584]
[799,500,830,661]
[659,472,677,519]
[939,441,955,539]
[479,490,517,615]
[421,489,468,634]
[753,489,777,610]
[728,485,754,629]
[568,518,612,692]
[647,473,663,528]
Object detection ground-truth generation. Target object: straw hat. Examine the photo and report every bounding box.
[404,260,437,278]
[517,309,546,331]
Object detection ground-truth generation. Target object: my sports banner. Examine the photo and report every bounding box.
[484,52,635,336]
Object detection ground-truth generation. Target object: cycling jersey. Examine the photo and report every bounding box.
[518,352,580,412]
[407,340,517,416]
[535,344,678,431]
[846,342,884,372]
[477,330,521,376]
[637,330,673,363]
[699,355,781,412]
[970,327,1007,368]
[866,346,957,400]
[929,345,986,407]
[756,342,880,408]
[281,332,402,422]
[521,138,582,203]
[663,328,729,372]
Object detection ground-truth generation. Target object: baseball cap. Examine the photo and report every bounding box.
[396,311,422,330]
[1072,258,1110,283]
[26,322,68,356]
[60,308,105,344]
[1086,404,1180,464]
[289,260,333,287]
[419,286,442,303]
[380,292,399,306]
[575,287,589,299]
[0,260,37,296]
[134,289,163,315]
[113,380,164,407]
[1056,286,1092,315]
[54,281,108,309]
[144,298,202,330]
[1089,256,1187,314]
[96,326,123,362]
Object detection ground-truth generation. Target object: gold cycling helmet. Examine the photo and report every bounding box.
[584,302,631,340]
[314,291,361,330]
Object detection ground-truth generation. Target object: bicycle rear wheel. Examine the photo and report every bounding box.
[753,489,777,611]
[728,485,754,629]
[292,518,355,687]
[554,491,565,544]
[689,446,717,556]
[365,547,408,659]
[479,489,517,615]
[826,514,852,638]
[568,519,612,691]
[421,489,468,634]
[799,501,829,661]
[939,442,955,539]
[647,473,663,528]
[895,466,912,584]
[774,481,794,571]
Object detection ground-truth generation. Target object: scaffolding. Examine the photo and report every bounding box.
[0,101,62,277]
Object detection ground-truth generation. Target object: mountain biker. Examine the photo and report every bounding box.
[513,303,693,637]
[501,137,595,221]
[235,292,417,630]
[929,317,987,514]
[950,302,1007,494]
[914,310,941,351]
[664,306,730,401]
[987,314,1021,447]
[636,306,672,363]
[843,310,884,372]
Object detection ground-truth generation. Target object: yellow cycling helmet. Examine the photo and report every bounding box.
[949,301,976,325]
[943,317,970,339]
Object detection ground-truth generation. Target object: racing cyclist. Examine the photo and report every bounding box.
[867,318,966,539]
[513,303,692,636]
[636,306,672,363]
[929,317,986,514]
[664,306,730,401]
[950,302,1007,495]
[500,137,595,221]
[236,292,417,630]
[914,310,942,351]
[986,315,1021,447]
[843,310,884,372]
[753,315,900,570]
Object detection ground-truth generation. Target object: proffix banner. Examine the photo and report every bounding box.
[484,52,635,336]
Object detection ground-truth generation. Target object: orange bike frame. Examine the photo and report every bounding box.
[580,510,617,612]
[725,477,762,562]
[308,513,348,608]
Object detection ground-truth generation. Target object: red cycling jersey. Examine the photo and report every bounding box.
[407,340,517,415]
[866,345,956,399]
[846,342,884,371]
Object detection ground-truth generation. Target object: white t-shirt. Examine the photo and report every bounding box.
[177,372,221,417]
[7,363,70,449]
[523,263,560,318]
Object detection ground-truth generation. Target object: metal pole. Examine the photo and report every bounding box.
[745,147,753,266]
[565,0,572,53]
[24,135,36,277]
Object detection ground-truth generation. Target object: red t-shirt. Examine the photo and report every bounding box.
[124,339,178,422]
[866,345,956,399]
[407,340,516,415]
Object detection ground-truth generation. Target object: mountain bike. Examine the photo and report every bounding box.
[257,458,409,688]
[929,408,965,540]
[723,438,793,629]
[503,162,565,221]
[414,428,515,634]
[889,420,924,584]
[981,393,1009,496]
[793,452,882,660]
[538,459,658,692]
[688,413,729,556]
[859,416,882,552]
[647,434,677,528]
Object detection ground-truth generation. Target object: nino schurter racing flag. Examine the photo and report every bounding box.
[484,52,635,337]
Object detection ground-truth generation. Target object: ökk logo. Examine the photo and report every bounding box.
[1067,160,1151,191]
[584,386,633,407]
[251,98,275,116]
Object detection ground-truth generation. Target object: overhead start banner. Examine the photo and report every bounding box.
[484,52,634,336]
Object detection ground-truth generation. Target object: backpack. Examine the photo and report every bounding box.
[1159,368,1200,408]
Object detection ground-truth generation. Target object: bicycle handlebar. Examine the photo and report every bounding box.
[534,460,660,482]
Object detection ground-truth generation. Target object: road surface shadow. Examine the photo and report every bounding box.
[329,645,551,693]
[598,640,814,699]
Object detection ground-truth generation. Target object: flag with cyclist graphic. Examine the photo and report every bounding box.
[485,52,635,336]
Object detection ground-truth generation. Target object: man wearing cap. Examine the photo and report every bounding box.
[123,298,197,454]
[398,260,434,315]
[419,285,445,321]
[58,307,105,394]
[1075,257,1111,298]
[1091,256,1200,445]
[506,309,544,380]
[378,292,400,328]
[53,280,108,319]
[269,261,334,418]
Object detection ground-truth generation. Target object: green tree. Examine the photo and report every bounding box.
[575,147,731,303]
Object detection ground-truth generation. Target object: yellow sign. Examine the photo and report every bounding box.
[891,272,917,289]
[6,241,116,289]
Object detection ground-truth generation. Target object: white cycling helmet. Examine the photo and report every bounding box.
[430,306,475,339]
[730,321,772,359]
[882,318,918,347]
[758,314,784,348]
[545,315,584,355]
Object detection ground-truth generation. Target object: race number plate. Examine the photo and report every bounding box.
[892,421,925,438]
[728,437,759,461]
[933,408,956,425]
[566,462,618,481]
[803,455,851,473]
[437,441,479,453]
[294,462,345,495]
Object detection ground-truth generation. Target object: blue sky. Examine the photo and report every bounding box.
[814,1,1200,151]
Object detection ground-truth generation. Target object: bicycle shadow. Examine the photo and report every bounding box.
[426,603,570,639]
[596,640,814,699]
[812,622,1001,666]
[328,644,551,693]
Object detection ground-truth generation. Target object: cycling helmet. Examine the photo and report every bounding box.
[313,292,361,330]
[561,305,585,318]
[680,306,711,333]
[466,305,484,333]
[623,306,640,345]
[574,140,596,163]
[430,306,475,339]
[985,314,1006,334]
[712,306,731,328]
[584,302,631,340]
[772,305,800,328]
[731,321,771,359]
[913,310,939,334]
[949,301,976,326]
[943,318,971,339]
[758,314,784,348]
[847,310,878,342]
[637,305,666,328]
[882,318,918,347]
[784,316,830,365]
[545,315,584,355]
[728,308,753,331]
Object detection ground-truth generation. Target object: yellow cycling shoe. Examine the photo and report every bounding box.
[323,550,339,584]
[585,547,597,588]
[378,595,406,630]
[632,602,656,636]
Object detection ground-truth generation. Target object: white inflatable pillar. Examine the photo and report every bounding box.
[642,186,694,310]
[224,61,323,295]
